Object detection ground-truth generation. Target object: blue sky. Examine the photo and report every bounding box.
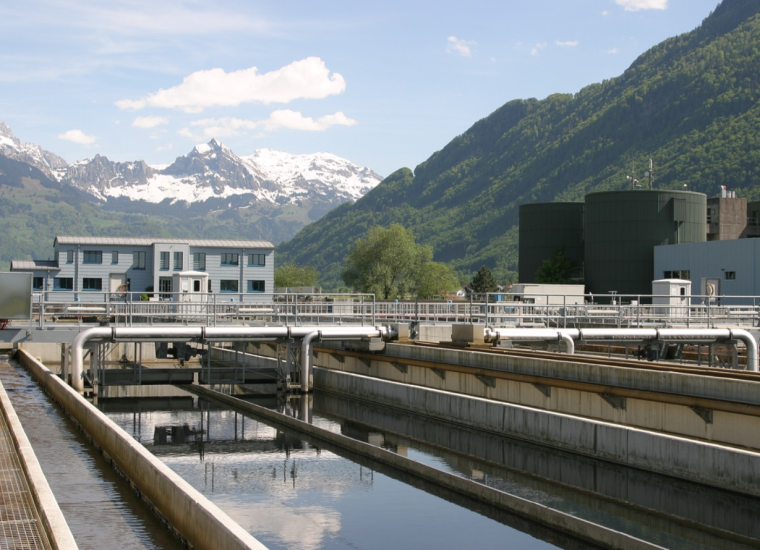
[0,0,721,177]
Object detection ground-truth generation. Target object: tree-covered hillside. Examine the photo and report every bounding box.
[277,0,760,288]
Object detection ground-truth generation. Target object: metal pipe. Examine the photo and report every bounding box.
[71,327,112,393]
[71,325,395,393]
[301,331,321,393]
[483,327,758,371]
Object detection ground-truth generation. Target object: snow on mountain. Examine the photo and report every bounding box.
[70,139,382,207]
[241,148,380,202]
[0,121,383,209]
[0,121,68,178]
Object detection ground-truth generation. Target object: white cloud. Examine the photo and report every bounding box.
[602,10,610,16]
[531,42,548,56]
[606,47,620,54]
[615,0,667,11]
[446,36,474,57]
[132,116,168,129]
[116,57,346,113]
[58,129,97,145]
[182,110,357,139]
[555,40,579,47]
[264,110,357,131]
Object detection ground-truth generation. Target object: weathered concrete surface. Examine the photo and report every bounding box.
[314,367,760,498]
[20,341,159,365]
[314,343,760,449]
[188,384,666,550]
[16,350,268,550]
[0,377,79,550]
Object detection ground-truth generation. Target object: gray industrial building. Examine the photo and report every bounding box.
[519,189,707,298]
[11,236,274,302]
[653,238,760,305]
[584,189,706,296]
[518,202,584,284]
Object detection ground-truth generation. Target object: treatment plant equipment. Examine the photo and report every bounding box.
[518,202,585,284]
[584,189,706,299]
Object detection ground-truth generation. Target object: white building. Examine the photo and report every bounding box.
[11,236,274,302]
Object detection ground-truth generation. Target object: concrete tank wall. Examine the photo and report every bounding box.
[584,190,706,297]
[314,366,760,497]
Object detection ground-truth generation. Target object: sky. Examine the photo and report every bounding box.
[0,0,723,177]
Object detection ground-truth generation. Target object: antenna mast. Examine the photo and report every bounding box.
[626,159,639,189]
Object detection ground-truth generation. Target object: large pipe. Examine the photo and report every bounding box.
[301,331,321,393]
[484,327,759,372]
[486,328,576,354]
[71,325,395,393]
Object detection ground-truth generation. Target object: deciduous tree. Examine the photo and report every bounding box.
[275,262,319,288]
[342,224,432,299]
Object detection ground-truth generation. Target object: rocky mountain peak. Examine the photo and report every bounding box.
[0,120,67,177]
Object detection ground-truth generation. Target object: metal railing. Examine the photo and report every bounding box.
[25,291,376,328]
[12,291,760,330]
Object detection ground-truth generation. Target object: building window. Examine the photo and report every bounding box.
[66,250,74,264]
[133,251,146,270]
[725,271,736,280]
[221,253,239,266]
[160,251,169,270]
[83,251,102,264]
[664,270,690,280]
[174,251,183,271]
[83,278,102,291]
[33,277,44,291]
[112,251,119,264]
[248,280,265,293]
[220,280,239,292]
[248,254,266,267]
[54,277,73,290]
[193,253,206,270]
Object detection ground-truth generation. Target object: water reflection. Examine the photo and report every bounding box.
[101,392,565,550]
[314,392,760,550]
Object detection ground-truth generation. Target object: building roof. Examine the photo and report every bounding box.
[53,236,275,249]
[11,260,59,271]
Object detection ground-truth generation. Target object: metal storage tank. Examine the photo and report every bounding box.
[519,202,584,283]
[584,189,706,298]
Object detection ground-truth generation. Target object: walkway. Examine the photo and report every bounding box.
[0,381,53,550]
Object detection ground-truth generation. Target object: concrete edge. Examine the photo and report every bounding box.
[0,376,79,550]
[186,384,668,550]
[16,349,269,550]
[314,366,760,498]
[383,343,760,405]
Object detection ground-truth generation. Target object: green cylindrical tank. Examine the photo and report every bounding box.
[519,202,584,283]
[584,189,706,297]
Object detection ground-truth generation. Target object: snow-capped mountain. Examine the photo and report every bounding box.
[0,122,68,177]
[0,121,383,209]
[64,138,381,207]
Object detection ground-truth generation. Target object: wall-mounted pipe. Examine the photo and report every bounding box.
[70,325,395,393]
[484,327,758,372]
[486,328,576,354]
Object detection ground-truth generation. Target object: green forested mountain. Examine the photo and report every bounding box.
[277,0,760,289]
